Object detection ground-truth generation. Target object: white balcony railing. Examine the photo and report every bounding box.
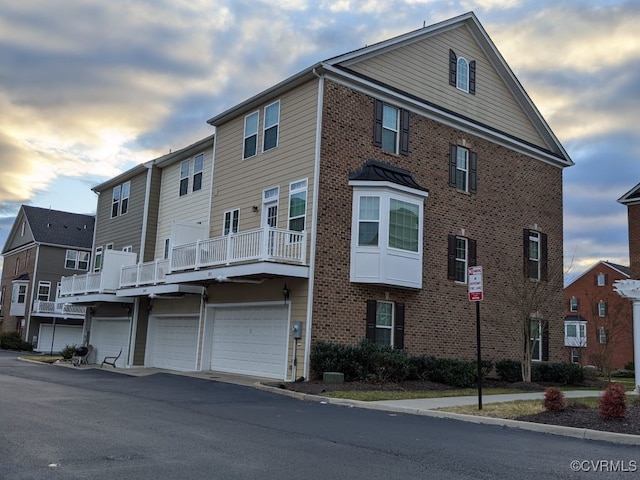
[60,273,102,296]
[32,300,86,317]
[170,227,307,272]
[120,259,169,288]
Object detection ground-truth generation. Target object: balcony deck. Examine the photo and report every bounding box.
[32,300,86,318]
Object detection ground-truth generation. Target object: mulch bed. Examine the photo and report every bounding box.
[275,378,640,435]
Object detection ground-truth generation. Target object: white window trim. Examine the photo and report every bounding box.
[77,251,89,271]
[94,246,103,273]
[120,181,130,215]
[598,300,606,317]
[263,186,280,228]
[11,281,28,305]
[530,318,542,362]
[37,281,51,302]
[262,100,280,153]
[382,104,400,154]
[223,209,240,235]
[111,182,130,217]
[564,320,587,347]
[179,159,190,196]
[454,236,469,284]
[193,153,204,192]
[243,110,259,159]
[65,249,78,269]
[528,231,541,281]
[569,296,578,312]
[456,56,469,92]
[122,246,133,253]
[598,327,608,344]
[288,179,308,233]
[455,146,469,192]
[375,301,394,347]
[597,273,606,286]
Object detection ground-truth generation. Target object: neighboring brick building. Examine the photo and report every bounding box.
[563,261,632,370]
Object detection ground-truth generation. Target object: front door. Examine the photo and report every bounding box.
[262,187,279,255]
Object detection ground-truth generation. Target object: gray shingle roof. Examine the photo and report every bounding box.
[23,205,95,249]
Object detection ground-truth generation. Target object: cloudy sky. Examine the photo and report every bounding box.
[0,0,638,281]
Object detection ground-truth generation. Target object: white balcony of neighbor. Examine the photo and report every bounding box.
[60,250,137,301]
[167,227,309,283]
[120,259,170,288]
[32,300,87,319]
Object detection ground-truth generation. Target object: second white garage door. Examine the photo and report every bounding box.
[36,324,83,353]
[90,318,130,368]
[146,316,199,371]
[209,305,288,379]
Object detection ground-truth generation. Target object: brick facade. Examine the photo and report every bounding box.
[563,262,633,370]
[0,245,37,334]
[628,204,640,279]
[311,80,565,363]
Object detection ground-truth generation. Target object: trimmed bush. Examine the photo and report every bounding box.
[624,361,634,372]
[599,383,626,420]
[61,344,77,360]
[496,360,521,383]
[543,387,565,412]
[0,331,33,352]
[533,362,584,385]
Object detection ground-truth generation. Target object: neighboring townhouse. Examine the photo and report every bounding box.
[563,261,632,370]
[0,205,94,351]
[60,136,213,368]
[61,13,573,381]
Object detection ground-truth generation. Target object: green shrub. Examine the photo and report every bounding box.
[624,361,634,372]
[496,359,522,383]
[61,344,77,360]
[599,383,626,420]
[532,362,584,385]
[612,369,635,378]
[0,331,33,352]
[543,387,566,412]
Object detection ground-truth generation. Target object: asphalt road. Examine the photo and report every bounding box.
[0,350,637,480]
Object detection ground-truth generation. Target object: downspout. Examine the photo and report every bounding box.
[302,68,324,380]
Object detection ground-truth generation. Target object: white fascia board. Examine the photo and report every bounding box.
[349,180,429,199]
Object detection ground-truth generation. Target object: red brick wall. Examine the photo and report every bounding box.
[628,205,640,279]
[311,80,565,363]
[564,263,633,369]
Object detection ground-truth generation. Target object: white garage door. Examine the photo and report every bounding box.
[210,305,288,379]
[36,325,83,353]
[147,316,199,371]
[90,318,130,368]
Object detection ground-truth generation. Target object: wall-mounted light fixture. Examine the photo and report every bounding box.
[282,283,290,305]
[252,205,259,213]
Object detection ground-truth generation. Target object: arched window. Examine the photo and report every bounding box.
[457,57,469,92]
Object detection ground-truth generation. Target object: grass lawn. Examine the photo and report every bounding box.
[21,355,64,364]
[325,388,534,402]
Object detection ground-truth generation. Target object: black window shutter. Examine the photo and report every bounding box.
[523,229,531,277]
[366,300,377,342]
[448,144,457,187]
[400,109,410,156]
[594,275,598,286]
[604,273,609,285]
[469,60,476,94]
[468,238,477,267]
[373,100,383,147]
[469,151,477,194]
[542,322,549,361]
[447,234,456,280]
[449,49,457,86]
[576,298,580,310]
[394,303,405,350]
[540,232,548,281]
[604,302,608,315]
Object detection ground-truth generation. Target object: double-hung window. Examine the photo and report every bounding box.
[564,321,586,347]
[373,100,409,155]
[11,283,27,305]
[179,160,190,196]
[111,181,130,217]
[523,229,547,281]
[65,250,89,270]
[365,300,405,349]
[530,319,542,361]
[223,209,240,235]
[389,199,419,252]
[94,246,103,272]
[288,179,307,233]
[569,296,579,312]
[596,272,607,286]
[447,235,477,283]
[599,327,608,344]
[358,196,380,246]
[598,300,607,317]
[448,145,477,193]
[37,281,51,302]
[193,154,204,192]
[263,101,280,152]
[243,111,259,159]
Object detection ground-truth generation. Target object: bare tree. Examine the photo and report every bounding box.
[494,261,566,383]
[584,290,632,381]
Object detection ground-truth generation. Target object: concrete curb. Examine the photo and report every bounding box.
[255,383,640,446]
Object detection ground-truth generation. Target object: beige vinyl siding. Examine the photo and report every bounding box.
[151,296,200,316]
[211,79,318,239]
[154,148,212,259]
[346,25,547,148]
[94,170,149,260]
[143,168,162,262]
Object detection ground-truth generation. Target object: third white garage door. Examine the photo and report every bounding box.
[146,316,199,371]
[91,318,130,368]
[209,305,288,379]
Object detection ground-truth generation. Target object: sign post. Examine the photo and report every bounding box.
[468,266,483,410]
